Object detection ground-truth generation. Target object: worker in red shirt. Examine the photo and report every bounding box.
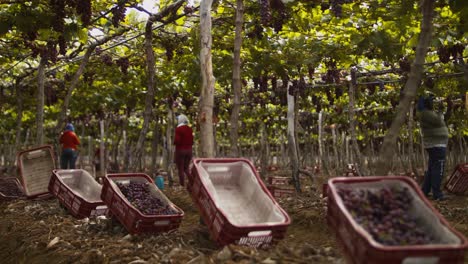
[59,123,80,169]
[174,114,193,186]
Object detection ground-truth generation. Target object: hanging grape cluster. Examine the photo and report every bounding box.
[50,0,66,33]
[335,86,343,99]
[83,71,95,86]
[366,83,377,95]
[307,64,315,81]
[259,0,272,26]
[100,54,113,66]
[116,57,130,75]
[253,76,269,92]
[181,97,195,109]
[258,0,288,33]
[75,0,92,26]
[326,89,335,105]
[299,111,314,129]
[312,95,322,112]
[330,0,354,17]
[321,60,341,84]
[247,24,264,39]
[41,41,59,63]
[58,35,67,55]
[28,0,93,60]
[288,77,307,96]
[271,0,289,33]
[398,56,411,72]
[437,44,465,63]
[338,187,435,246]
[112,1,127,27]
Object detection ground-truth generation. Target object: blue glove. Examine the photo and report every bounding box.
[417,96,425,111]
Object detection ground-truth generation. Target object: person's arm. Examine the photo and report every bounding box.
[72,133,80,148]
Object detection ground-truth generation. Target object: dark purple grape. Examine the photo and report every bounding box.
[337,186,434,246]
[116,181,178,216]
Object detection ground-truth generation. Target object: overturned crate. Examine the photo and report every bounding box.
[327,176,468,264]
[17,145,56,199]
[101,173,184,234]
[48,169,108,219]
[189,158,291,248]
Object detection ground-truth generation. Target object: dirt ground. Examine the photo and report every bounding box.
[0,169,467,264]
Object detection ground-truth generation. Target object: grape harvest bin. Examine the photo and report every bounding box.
[327,176,468,264]
[48,169,108,219]
[445,163,468,195]
[189,158,291,248]
[101,173,184,234]
[17,145,56,198]
[0,177,24,201]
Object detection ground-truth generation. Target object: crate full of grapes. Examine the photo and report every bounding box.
[327,176,468,264]
[48,169,108,219]
[445,163,468,194]
[0,177,24,201]
[190,158,291,248]
[17,145,56,198]
[101,173,184,234]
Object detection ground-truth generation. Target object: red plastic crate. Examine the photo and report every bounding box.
[327,176,468,264]
[17,145,56,198]
[190,158,291,248]
[266,185,295,198]
[267,176,290,185]
[445,163,468,194]
[48,169,108,219]
[101,173,184,234]
[0,177,24,201]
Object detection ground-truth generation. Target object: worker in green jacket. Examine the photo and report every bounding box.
[417,94,450,201]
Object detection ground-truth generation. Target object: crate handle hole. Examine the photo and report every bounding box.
[27,150,46,159]
[95,205,107,210]
[248,230,271,237]
[402,257,439,264]
[153,220,170,226]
